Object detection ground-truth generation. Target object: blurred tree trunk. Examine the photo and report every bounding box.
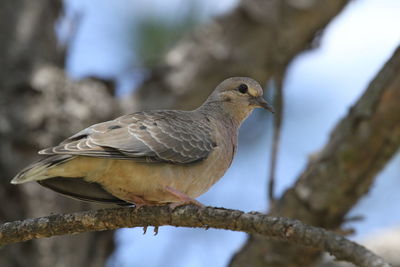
[131,0,350,111]
[0,0,117,266]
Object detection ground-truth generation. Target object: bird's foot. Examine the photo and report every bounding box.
[168,200,204,210]
[142,226,159,235]
[124,194,156,209]
[164,186,205,210]
[123,195,160,235]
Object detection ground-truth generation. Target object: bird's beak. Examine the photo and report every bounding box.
[251,96,275,113]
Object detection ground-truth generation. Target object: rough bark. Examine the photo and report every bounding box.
[0,0,118,266]
[0,206,391,267]
[229,46,400,266]
[321,226,400,267]
[130,0,350,112]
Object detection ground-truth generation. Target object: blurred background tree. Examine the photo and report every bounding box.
[135,4,199,68]
[0,0,399,267]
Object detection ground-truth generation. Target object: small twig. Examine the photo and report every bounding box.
[0,206,390,267]
[268,75,284,205]
[344,215,365,222]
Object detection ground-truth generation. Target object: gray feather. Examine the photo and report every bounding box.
[39,111,216,164]
[38,177,130,205]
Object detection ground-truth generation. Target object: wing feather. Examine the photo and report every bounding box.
[39,111,216,164]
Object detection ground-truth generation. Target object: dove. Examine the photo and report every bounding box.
[11,77,274,207]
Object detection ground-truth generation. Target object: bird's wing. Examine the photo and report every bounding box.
[39,111,216,164]
[38,177,130,205]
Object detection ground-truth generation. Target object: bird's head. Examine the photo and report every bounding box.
[205,77,274,123]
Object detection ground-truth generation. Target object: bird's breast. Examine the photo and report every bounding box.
[75,141,234,203]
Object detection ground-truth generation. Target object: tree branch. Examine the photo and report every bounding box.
[130,0,351,111]
[0,206,390,267]
[230,46,400,266]
[268,75,284,204]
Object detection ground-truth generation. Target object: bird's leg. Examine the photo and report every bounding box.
[164,186,205,209]
[124,194,159,235]
[124,194,155,209]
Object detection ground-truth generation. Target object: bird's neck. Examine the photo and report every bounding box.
[197,100,253,129]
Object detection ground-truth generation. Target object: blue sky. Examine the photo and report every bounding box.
[60,0,400,266]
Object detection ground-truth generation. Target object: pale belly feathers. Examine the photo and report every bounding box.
[46,144,233,203]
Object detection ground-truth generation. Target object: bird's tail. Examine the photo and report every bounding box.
[11,155,74,184]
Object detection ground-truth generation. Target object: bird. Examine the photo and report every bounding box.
[11,77,274,208]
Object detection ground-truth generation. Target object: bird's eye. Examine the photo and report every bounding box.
[238,84,248,94]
